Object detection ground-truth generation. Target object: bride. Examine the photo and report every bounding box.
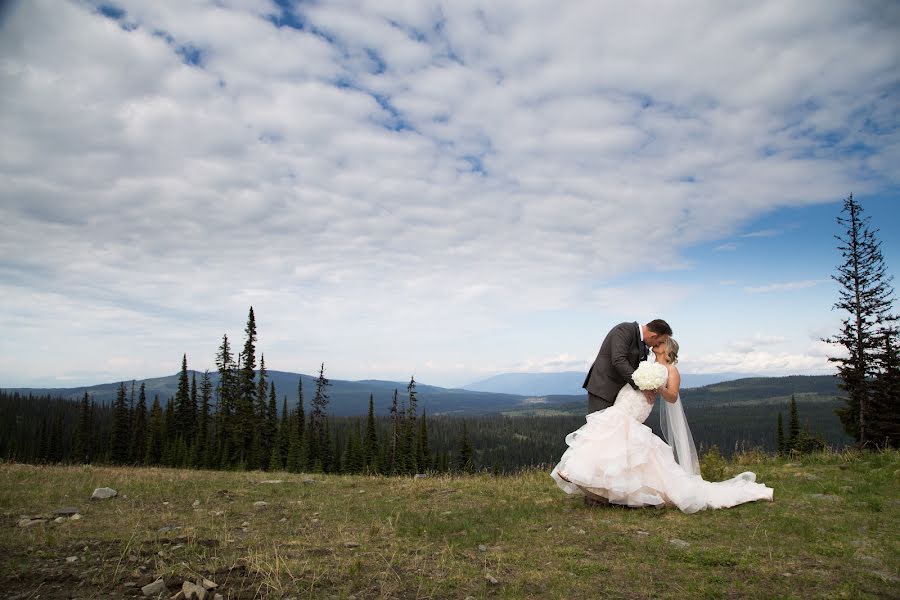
[551,339,773,513]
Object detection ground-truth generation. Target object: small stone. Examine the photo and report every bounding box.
[52,507,80,517]
[478,544,487,552]
[253,501,268,507]
[279,517,287,523]
[636,531,649,536]
[485,573,499,585]
[54,517,66,524]
[123,582,137,588]
[201,579,217,590]
[71,513,82,520]
[141,578,167,597]
[344,541,360,548]
[66,556,78,563]
[18,518,44,528]
[414,473,428,479]
[669,539,690,548]
[163,501,170,506]
[214,595,224,600]
[261,480,283,484]
[241,521,251,528]
[302,479,316,484]
[192,500,201,508]
[182,580,208,599]
[91,487,117,500]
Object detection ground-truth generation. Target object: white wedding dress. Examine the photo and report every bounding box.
[551,382,773,513]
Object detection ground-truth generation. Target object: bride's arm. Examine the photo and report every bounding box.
[659,366,680,403]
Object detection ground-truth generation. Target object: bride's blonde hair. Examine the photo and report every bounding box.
[663,338,679,364]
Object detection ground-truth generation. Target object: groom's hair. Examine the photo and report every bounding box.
[646,319,673,336]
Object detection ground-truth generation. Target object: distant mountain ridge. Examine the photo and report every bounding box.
[463,371,764,396]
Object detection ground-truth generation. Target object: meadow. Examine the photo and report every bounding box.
[1,450,897,599]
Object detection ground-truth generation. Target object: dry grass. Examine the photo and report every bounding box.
[1,450,898,599]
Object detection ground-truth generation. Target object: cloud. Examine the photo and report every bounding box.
[745,280,830,293]
[714,243,739,252]
[741,228,783,238]
[0,0,897,385]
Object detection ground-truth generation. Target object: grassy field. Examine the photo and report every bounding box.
[1,450,897,599]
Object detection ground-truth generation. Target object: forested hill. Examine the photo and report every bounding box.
[2,373,841,416]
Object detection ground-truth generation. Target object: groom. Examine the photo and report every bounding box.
[583,319,673,413]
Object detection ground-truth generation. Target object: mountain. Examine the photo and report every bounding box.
[463,371,763,396]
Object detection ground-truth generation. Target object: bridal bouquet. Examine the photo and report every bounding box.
[632,361,667,391]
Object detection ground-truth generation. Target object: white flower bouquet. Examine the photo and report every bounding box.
[632,361,667,391]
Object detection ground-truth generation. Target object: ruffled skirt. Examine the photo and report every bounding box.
[550,405,773,514]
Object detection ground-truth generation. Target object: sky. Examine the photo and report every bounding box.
[1,0,899,389]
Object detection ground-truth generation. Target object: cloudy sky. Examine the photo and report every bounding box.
[1,0,898,389]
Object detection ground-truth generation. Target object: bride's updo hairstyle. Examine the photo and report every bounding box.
[664,338,679,364]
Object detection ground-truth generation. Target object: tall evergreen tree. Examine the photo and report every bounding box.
[417,410,430,471]
[110,382,131,463]
[215,333,236,468]
[388,389,400,474]
[252,354,269,469]
[457,422,473,472]
[287,380,306,472]
[826,194,897,446]
[174,354,191,441]
[276,395,290,468]
[145,396,163,465]
[131,383,148,465]
[307,363,330,469]
[47,409,64,463]
[196,371,212,468]
[237,307,258,466]
[73,392,92,464]
[363,394,379,472]
[869,328,900,448]
[163,397,176,465]
[189,371,198,441]
[265,381,278,469]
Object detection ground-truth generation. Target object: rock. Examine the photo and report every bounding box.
[253,501,268,507]
[158,526,182,534]
[279,517,287,523]
[71,513,82,520]
[182,580,208,600]
[485,573,499,585]
[344,541,360,548]
[54,517,66,524]
[171,592,185,600]
[241,521,251,528]
[478,544,487,552]
[91,487,117,500]
[53,507,80,517]
[635,531,649,536]
[261,480,284,484]
[214,595,224,600]
[66,556,78,563]
[302,479,316,484]
[141,578,167,597]
[414,473,428,479]
[669,539,690,548]
[192,500,201,508]
[18,518,44,528]
[123,582,137,588]
[201,578,217,590]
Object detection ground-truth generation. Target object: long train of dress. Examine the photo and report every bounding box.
[550,385,773,514]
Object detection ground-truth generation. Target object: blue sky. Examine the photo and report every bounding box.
[0,0,898,388]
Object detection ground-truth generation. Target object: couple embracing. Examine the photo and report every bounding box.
[551,319,773,514]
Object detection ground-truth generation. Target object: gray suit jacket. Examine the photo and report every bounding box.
[582,321,646,403]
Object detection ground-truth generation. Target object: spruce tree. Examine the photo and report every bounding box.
[307,364,330,470]
[826,194,897,446]
[110,382,131,463]
[146,395,163,465]
[197,371,212,468]
[47,410,64,463]
[189,371,198,442]
[174,354,191,441]
[73,392,92,464]
[215,333,236,468]
[163,397,176,466]
[417,410,430,471]
[457,422,473,472]
[276,395,290,471]
[237,307,258,466]
[253,354,269,469]
[131,383,148,465]
[264,379,278,469]
[363,394,378,472]
[788,395,800,453]
[869,328,900,448]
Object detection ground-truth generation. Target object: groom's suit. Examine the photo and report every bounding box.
[583,321,649,413]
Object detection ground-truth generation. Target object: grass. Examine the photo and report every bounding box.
[1,449,898,599]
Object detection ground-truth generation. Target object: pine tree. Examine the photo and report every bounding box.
[363,394,378,472]
[403,376,418,474]
[417,410,430,471]
[457,422,473,472]
[264,380,278,470]
[237,307,258,467]
[196,371,212,468]
[110,382,131,463]
[73,392,92,464]
[275,395,289,471]
[287,380,305,472]
[869,328,900,448]
[174,354,191,441]
[47,409,64,463]
[826,194,897,446]
[131,383,148,465]
[189,371,198,442]
[307,364,330,470]
[215,333,236,468]
[146,396,163,465]
[253,354,269,469]
[776,412,785,455]
[788,395,800,453]
[163,397,176,466]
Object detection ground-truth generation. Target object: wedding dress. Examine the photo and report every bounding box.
[550,381,773,514]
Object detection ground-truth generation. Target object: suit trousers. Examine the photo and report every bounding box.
[588,392,614,414]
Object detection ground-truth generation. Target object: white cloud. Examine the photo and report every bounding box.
[745,280,830,293]
[0,0,897,386]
